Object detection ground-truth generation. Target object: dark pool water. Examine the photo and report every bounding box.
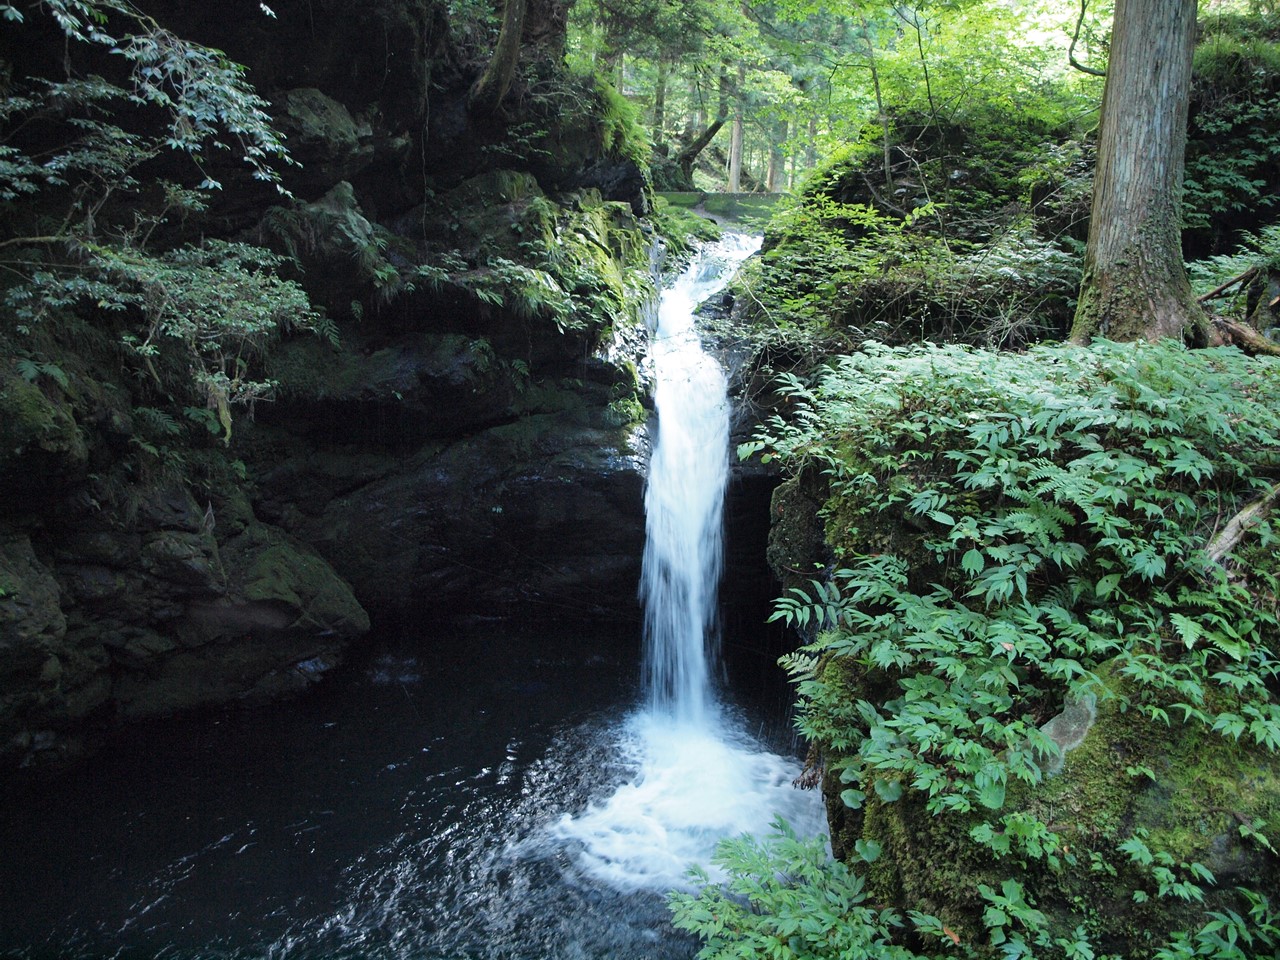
[0,623,811,960]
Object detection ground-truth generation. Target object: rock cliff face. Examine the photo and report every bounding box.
[0,0,656,765]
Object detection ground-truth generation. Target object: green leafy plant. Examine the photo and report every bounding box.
[675,340,1280,959]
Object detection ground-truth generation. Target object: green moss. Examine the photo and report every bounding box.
[0,367,85,460]
[838,660,1280,955]
[242,534,368,634]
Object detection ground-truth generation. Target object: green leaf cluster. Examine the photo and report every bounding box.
[755,340,1280,810]
[1185,15,1280,237]
[674,340,1280,959]
[738,188,1080,349]
[8,239,319,443]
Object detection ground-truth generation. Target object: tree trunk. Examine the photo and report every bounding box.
[677,64,730,182]
[862,18,892,189]
[727,64,745,192]
[523,0,569,57]
[653,60,668,150]
[468,0,528,117]
[1070,0,1207,343]
[767,120,786,192]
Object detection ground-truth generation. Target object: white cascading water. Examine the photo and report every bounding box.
[549,233,826,892]
[639,233,742,725]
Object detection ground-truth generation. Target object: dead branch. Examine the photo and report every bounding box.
[1213,316,1280,357]
[1206,481,1280,565]
[1197,266,1259,304]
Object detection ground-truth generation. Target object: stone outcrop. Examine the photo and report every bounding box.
[0,0,657,766]
[766,464,1280,956]
[0,484,367,765]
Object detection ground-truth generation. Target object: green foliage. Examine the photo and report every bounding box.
[669,817,925,960]
[1,0,290,194]
[753,340,1280,798]
[594,76,653,173]
[650,197,723,260]
[1186,222,1280,329]
[7,240,318,441]
[742,189,1079,348]
[0,0,312,449]
[684,339,1280,958]
[1185,18,1280,235]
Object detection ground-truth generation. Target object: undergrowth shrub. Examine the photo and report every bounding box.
[673,340,1280,959]
[1185,15,1280,252]
[739,194,1078,349]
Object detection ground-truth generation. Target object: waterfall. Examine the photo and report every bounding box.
[547,233,825,892]
[640,232,759,724]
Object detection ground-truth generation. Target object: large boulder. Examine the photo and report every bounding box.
[250,393,648,624]
[837,664,1280,956]
[0,484,369,765]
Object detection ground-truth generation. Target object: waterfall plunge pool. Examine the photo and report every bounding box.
[0,624,820,960]
[0,235,827,959]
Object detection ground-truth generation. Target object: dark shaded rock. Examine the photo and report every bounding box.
[275,408,648,623]
[264,330,520,444]
[0,482,369,765]
[765,474,829,598]
[0,535,66,670]
[140,531,223,595]
[275,87,375,190]
[573,158,651,216]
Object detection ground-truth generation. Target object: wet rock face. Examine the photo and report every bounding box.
[245,369,650,625]
[0,0,657,766]
[0,486,368,766]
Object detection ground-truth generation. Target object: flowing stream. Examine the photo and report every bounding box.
[0,235,823,960]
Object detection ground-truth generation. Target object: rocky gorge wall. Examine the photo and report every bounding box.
[0,0,668,766]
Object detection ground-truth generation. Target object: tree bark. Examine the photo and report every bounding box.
[653,59,668,150]
[767,120,786,192]
[1070,0,1207,343]
[677,64,731,181]
[468,0,528,117]
[862,17,892,190]
[727,65,745,192]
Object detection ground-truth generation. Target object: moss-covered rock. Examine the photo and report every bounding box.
[0,479,370,764]
[275,87,375,190]
[0,367,87,499]
[846,663,1280,955]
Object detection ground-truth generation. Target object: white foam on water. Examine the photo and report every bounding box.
[549,709,824,892]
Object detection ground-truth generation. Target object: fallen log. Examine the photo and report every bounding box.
[1212,316,1280,357]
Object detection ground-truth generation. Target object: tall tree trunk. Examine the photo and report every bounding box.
[468,0,527,117]
[653,59,668,150]
[727,64,745,192]
[1070,0,1206,342]
[767,120,786,192]
[677,64,730,182]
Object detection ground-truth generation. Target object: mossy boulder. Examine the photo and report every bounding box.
[0,367,87,500]
[275,87,375,190]
[842,663,1280,957]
